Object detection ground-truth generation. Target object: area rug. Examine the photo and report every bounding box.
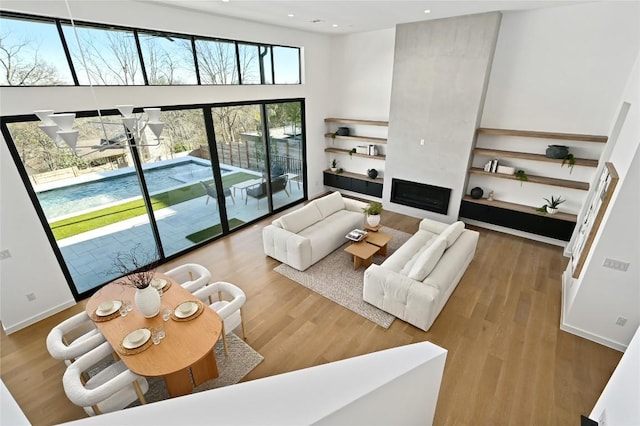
[127,333,263,406]
[185,218,245,243]
[274,226,411,328]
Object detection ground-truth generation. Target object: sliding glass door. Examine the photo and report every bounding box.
[2,99,305,299]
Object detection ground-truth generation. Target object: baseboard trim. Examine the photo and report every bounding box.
[461,219,568,247]
[2,299,76,334]
[559,321,628,352]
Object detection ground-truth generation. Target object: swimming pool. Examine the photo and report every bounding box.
[37,160,231,219]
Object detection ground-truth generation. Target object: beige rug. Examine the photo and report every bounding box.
[128,333,263,405]
[274,226,411,328]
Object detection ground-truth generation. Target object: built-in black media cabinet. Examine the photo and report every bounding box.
[323,169,383,198]
[460,197,576,241]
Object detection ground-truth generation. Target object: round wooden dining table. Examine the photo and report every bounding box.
[86,273,222,398]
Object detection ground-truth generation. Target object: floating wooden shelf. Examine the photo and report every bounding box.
[324,118,389,127]
[463,196,577,222]
[325,147,386,160]
[324,133,387,144]
[468,167,589,190]
[323,168,383,184]
[476,128,607,143]
[474,148,598,167]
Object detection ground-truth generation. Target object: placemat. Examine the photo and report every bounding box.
[90,301,123,322]
[171,300,205,322]
[118,328,154,356]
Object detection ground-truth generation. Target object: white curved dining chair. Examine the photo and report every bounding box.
[46,311,106,367]
[193,281,246,355]
[63,341,149,416]
[164,263,211,293]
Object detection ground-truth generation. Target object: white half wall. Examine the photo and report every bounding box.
[63,341,448,426]
[0,0,332,332]
[589,325,640,426]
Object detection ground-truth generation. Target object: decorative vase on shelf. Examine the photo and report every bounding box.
[367,168,378,179]
[135,285,161,318]
[366,214,381,227]
[336,127,350,136]
[470,187,484,199]
[546,206,559,215]
[545,145,569,159]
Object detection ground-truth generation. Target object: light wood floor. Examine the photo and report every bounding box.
[1,208,622,425]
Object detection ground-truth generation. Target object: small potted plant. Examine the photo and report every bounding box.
[363,201,383,227]
[515,169,528,186]
[330,159,338,172]
[536,196,565,215]
[562,153,576,173]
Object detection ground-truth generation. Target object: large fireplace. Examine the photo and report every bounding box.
[390,178,451,215]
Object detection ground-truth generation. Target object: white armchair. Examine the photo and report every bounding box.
[164,263,211,293]
[193,281,246,355]
[62,341,149,416]
[46,311,106,366]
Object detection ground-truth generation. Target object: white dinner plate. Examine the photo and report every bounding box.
[174,301,198,318]
[122,328,151,349]
[96,300,122,317]
[151,278,168,290]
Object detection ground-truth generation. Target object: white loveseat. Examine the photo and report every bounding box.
[363,218,479,331]
[263,192,368,271]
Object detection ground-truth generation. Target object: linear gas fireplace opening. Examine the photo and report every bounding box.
[390,178,451,215]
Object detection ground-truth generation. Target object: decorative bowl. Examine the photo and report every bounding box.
[545,145,569,159]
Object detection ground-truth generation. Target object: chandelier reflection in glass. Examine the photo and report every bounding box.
[34,106,165,152]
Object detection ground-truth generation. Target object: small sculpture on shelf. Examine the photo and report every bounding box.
[487,191,494,201]
[470,187,483,199]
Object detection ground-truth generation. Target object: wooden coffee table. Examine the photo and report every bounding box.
[344,241,380,270]
[365,231,392,256]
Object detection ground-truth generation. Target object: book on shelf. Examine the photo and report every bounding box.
[346,229,368,242]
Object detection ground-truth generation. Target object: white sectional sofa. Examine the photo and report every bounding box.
[363,218,479,331]
[263,192,368,271]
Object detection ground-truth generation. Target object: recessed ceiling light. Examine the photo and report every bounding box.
[287,13,294,18]
[332,24,338,28]
[222,0,230,3]
[424,9,431,14]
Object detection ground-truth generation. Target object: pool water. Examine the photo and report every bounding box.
[37,161,228,219]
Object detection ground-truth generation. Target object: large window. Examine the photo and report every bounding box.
[0,11,301,87]
[195,38,238,85]
[0,15,74,85]
[139,33,198,85]
[62,24,144,85]
[1,99,305,299]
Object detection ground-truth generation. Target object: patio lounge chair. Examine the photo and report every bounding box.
[200,181,235,206]
[245,175,289,207]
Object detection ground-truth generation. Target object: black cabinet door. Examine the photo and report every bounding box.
[460,200,575,241]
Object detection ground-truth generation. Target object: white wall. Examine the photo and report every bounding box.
[320,29,395,189]
[63,342,447,426]
[474,1,640,223]
[589,325,640,426]
[0,0,332,332]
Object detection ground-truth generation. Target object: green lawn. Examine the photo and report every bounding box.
[50,172,258,240]
[185,218,245,243]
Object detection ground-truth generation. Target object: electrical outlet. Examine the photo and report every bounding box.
[0,249,11,260]
[616,316,627,326]
[603,258,629,272]
[420,139,425,146]
[26,292,36,302]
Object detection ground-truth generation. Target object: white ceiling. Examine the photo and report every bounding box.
[146,0,582,35]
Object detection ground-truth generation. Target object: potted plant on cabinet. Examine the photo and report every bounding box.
[330,159,338,172]
[536,196,565,215]
[363,201,383,227]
